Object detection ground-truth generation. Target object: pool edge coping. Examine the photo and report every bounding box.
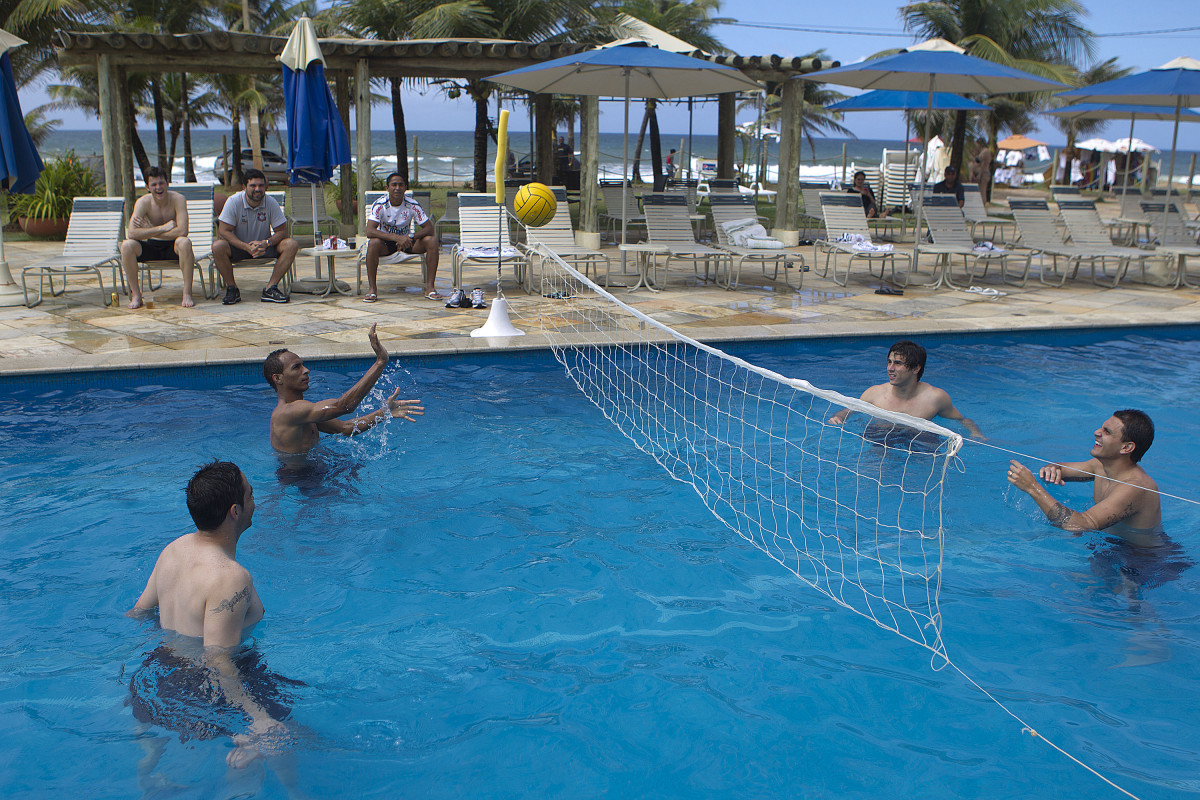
[1,311,1196,377]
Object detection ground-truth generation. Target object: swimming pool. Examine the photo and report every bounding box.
[1,328,1197,799]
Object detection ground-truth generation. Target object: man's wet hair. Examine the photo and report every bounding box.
[1114,409,1154,463]
[243,168,266,184]
[263,348,290,390]
[186,461,246,531]
[889,340,926,379]
[144,166,167,182]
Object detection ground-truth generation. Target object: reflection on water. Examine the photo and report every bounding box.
[275,447,364,500]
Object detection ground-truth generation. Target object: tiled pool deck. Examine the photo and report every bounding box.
[3,217,1199,376]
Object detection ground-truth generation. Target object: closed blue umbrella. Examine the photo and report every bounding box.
[0,30,44,306]
[279,14,351,268]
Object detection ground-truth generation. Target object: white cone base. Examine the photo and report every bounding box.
[471,296,525,338]
[0,262,26,306]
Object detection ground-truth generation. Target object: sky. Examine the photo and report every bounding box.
[18,0,1200,151]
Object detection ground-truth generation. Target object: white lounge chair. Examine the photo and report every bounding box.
[434,191,460,244]
[709,193,802,290]
[451,193,530,291]
[641,192,730,288]
[918,194,1012,288]
[1058,198,1160,287]
[814,192,913,287]
[1140,199,1200,288]
[598,180,645,241]
[21,196,124,307]
[961,182,1016,244]
[1007,198,1101,287]
[520,185,609,289]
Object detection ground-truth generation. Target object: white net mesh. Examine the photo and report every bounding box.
[518,248,964,660]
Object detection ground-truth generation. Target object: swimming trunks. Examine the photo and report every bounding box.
[129,645,302,742]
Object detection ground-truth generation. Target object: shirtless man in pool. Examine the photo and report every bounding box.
[128,460,283,767]
[827,340,985,439]
[264,324,423,455]
[1007,409,1162,546]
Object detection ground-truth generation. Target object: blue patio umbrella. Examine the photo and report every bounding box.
[279,14,351,265]
[801,39,1065,245]
[486,42,761,255]
[0,30,44,305]
[1045,102,1200,199]
[1058,58,1200,218]
[828,91,989,204]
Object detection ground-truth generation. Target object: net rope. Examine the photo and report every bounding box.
[518,247,964,663]
[517,246,1150,799]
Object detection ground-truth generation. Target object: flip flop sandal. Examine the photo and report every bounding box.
[426,291,445,301]
[362,293,378,303]
[874,286,904,296]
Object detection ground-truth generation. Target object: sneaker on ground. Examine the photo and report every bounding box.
[222,286,241,305]
[261,286,289,304]
[445,288,465,308]
[470,288,486,309]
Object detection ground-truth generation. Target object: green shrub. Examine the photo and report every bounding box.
[10,151,103,220]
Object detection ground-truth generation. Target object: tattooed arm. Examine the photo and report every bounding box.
[1008,460,1141,533]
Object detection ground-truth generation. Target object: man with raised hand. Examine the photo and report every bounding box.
[828,340,984,440]
[120,167,196,309]
[1007,410,1162,545]
[128,460,290,768]
[264,323,424,454]
[211,168,299,305]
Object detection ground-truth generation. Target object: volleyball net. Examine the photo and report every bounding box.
[518,248,964,662]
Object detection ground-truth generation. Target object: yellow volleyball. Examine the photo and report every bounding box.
[513,182,557,228]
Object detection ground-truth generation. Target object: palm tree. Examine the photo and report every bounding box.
[23,105,59,147]
[747,60,853,163]
[408,0,595,191]
[1,0,103,86]
[1047,57,1132,152]
[901,0,1094,171]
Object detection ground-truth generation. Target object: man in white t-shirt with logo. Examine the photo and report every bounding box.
[211,169,299,305]
[362,173,441,302]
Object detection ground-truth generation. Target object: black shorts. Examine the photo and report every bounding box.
[380,240,415,257]
[129,645,303,742]
[136,239,178,262]
[230,245,280,263]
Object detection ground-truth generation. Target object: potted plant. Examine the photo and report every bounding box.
[11,151,103,237]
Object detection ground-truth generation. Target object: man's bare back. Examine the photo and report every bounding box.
[266,324,423,454]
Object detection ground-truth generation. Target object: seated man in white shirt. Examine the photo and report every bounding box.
[362,173,441,302]
[211,169,299,305]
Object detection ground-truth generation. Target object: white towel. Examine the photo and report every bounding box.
[720,217,784,249]
[833,232,892,253]
[459,246,520,259]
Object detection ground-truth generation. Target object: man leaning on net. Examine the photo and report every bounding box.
[828,340,984,439]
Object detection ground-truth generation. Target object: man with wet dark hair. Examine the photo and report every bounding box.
[828,340,984,439]
[1008,410,1163,545]
[128,460,289,768]
[263,323,424,454]
[120,166,196,309]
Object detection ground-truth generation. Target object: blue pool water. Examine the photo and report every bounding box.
[2,328,1199,799]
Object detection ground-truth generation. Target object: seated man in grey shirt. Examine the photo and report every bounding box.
[211,169,299,304]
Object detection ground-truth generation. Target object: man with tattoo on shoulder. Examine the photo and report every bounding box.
[1007,410,1163,546]
[128,460,287,768]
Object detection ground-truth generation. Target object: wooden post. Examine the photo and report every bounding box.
[840,142,848,187]
[772,79,802,245]
[717,93,735,179]
[412,135,419,185]
[355,58,371,240]
[534,93,554,185]
[578,95,600,248]
[335,73,353,229]
[1188,153,1197,204]
[97,55,119,197]
[115,67,135,216]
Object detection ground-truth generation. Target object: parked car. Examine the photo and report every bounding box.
[216,148,289,184]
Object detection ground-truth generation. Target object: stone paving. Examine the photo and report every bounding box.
[2,226,1199,376]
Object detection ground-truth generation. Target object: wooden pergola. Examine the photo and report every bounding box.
[56,30,832,244]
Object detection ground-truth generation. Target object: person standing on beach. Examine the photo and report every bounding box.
[970,144,994,203]
[120,167,196,309]
[264,323,424,454]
